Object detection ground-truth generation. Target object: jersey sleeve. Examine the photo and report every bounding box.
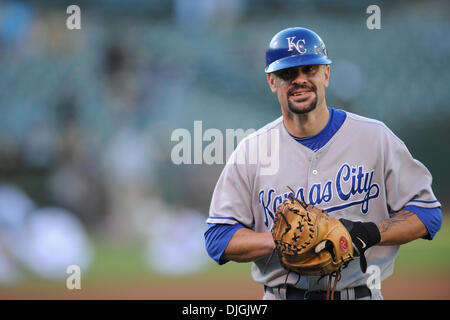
[206,139,255,227]
[382,127,442,238]
[204,223,245,265]
[205,140,255,264]
[401,205,442,240]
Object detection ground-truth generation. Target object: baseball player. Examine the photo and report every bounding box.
[204,27,442,300]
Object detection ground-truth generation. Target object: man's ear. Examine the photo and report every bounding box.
[323,65,330,88]
[267,73,277,93]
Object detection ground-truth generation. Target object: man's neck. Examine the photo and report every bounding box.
[282,104,330,138]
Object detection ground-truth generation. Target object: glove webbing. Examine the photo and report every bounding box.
[277,192,310,253]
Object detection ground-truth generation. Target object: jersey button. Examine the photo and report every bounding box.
[312,170,318,175]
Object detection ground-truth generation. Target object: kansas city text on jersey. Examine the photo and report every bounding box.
[258,163,380,227]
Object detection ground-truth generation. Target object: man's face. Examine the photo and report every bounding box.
[267,65,330,115]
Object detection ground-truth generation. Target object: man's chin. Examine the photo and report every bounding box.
[287,99,317,115]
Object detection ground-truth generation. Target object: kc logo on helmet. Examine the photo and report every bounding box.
[286,37,307,54]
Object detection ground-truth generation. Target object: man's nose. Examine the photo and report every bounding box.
[290,69,308,83]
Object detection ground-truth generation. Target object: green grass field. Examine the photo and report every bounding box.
[394,218,450,274]
[90,218,450,279]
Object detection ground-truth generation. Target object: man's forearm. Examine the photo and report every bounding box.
[222,211,427,263]
[376,210,428,245]
[222,228,275,263]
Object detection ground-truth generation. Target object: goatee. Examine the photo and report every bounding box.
[287,95,318,115]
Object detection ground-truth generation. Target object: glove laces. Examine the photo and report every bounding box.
[326,269,341,300]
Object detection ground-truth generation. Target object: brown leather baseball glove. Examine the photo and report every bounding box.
[271,193,355,299]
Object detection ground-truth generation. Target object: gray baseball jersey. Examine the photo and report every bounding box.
[207,110,440,291]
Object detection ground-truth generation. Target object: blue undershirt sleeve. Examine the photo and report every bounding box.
[204,223,245,265]
[401,205,443,240]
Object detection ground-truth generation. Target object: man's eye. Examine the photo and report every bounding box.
[303,66,314,73]
[275,68,298,81]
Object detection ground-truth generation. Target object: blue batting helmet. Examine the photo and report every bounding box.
[265,27,332,73]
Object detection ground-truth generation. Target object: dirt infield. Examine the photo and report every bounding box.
[1,273,449,300]
[381,274,450,300]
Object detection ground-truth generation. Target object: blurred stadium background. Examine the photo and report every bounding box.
[0,0,449,299]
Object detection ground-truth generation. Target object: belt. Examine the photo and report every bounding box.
[264,285,372,300]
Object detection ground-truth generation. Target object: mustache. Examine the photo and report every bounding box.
[287,83,316,96]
